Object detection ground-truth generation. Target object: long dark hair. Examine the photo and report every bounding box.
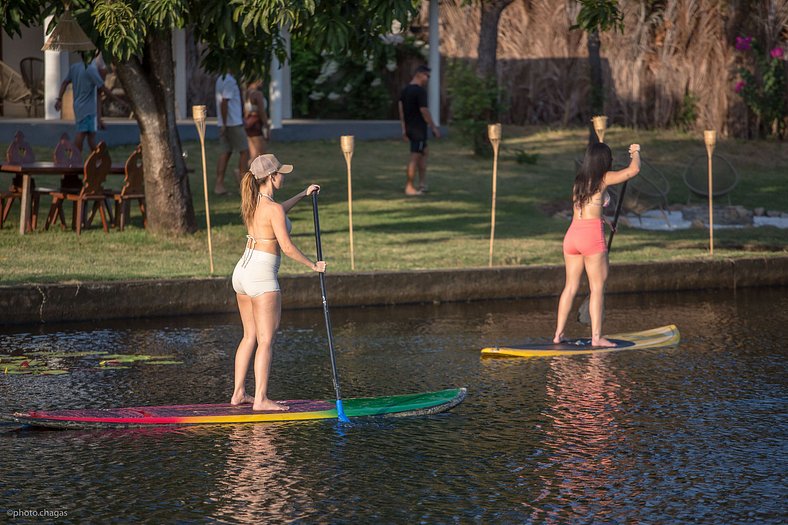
[573,143,612,209]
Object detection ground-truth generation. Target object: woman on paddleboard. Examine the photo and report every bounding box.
[553,142,640,347]
[231,154,326,411]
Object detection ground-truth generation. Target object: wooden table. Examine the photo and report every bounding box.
[0,162,125,234]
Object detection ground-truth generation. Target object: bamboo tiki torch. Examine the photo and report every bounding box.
[488,124,502,267]
[341,135,355,270]
[192,105,214,273]
[704,130,716,256]
[592,115,608,143]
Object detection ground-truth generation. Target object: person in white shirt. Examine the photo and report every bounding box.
[214,71,249,195]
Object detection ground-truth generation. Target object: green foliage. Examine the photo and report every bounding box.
[290,31,427,118]
[734,37,787,138]
[675,91,698,131]
[92,1,147,62]
[571,0,624,33]
[446,60,503,156]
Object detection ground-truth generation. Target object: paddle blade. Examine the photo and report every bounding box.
[577,295,605,325]
[577,296,592,325]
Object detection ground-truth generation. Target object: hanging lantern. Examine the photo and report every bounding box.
[42,8,95,52]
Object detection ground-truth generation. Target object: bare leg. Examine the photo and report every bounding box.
[215,151,231,194]
[405,152,422,195]
[74,132,87,153]
[554,253,585,343]
[86,132,98,152]
[230,293,256,405]
[585,252,615,347]
[236,149,250,185]
[418,147,428,191]
[251,291,288,411]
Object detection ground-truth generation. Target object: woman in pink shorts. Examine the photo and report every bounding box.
[554,142,641,347]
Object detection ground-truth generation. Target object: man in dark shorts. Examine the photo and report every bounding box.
[398,65,441,195]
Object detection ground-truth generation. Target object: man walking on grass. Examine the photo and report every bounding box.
[214,70,249,196]
[398,65,441,196]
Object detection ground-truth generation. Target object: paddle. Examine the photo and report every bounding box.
[311,191,351,423]
[577,181,628,324]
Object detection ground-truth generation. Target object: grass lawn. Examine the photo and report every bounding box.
[1,125,786,284]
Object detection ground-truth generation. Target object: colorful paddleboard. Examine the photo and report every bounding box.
[3,388,466,429]
[481,324,680,358]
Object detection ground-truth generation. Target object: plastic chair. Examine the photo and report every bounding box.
[622,156,673,227]
[682,153,739,204]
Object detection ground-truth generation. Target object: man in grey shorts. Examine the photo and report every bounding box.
[215,71,249,195]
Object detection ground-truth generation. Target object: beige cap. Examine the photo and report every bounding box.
[250,154,294,180]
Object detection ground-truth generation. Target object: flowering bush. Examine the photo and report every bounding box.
[734,35,787,138]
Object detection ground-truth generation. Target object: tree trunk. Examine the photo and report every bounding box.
[587,29,603,145]
[114,30,197,235]
[476,0,514,78]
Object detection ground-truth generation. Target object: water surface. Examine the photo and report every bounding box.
[1,287,785,523]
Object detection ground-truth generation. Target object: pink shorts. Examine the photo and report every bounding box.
[563,218,607,256]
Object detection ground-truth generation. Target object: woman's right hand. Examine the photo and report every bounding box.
[629,144,641,157]
[313,261,327,273]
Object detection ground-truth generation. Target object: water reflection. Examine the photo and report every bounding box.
[536,355,632,522]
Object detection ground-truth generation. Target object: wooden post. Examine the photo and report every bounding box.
[192,105,214,274]
[704,130,716,256]
[592,115,608,143]
[341,135,355,270]
[488,123,501,267]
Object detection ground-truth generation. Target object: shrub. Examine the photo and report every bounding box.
[446,61,504,156]
[734,36,787,138]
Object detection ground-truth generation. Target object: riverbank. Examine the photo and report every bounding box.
[2,256,785,325]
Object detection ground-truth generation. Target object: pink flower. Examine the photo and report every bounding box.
[735,36,753,51]
[770,47,784,59]
[734,80,746,93]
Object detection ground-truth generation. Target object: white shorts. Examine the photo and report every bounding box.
[232,250,281,297]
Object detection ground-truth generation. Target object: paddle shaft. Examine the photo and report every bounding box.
[311,192,350,422]
[607,181,628,251]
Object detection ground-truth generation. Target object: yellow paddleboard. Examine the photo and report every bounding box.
[481,324,680,358]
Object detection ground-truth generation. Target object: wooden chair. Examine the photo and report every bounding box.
[114,145,146,230]
[19,57,45,117]
[46,142,113,235]
[1,131,38,229]
[44,133,83,230]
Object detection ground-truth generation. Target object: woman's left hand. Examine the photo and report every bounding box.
[305,184,321,196]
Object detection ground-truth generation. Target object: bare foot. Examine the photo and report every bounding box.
[404,185,423,196]
[252,399,289,412]
[214,184,228,196]
[591,337,617,348]
[230,393,255,406]
[553,334,565,344]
